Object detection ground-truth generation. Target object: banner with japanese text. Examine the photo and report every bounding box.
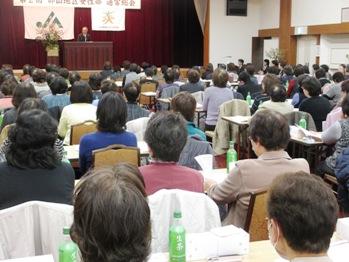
[14,0,141,10]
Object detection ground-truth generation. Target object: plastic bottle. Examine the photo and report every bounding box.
[59,227,78,262]
[169,211,186,262]
[246,92,252,106]
[298,116,307,130]
[226,141,238,173]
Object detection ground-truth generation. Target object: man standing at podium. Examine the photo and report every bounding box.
[77,27,91,42]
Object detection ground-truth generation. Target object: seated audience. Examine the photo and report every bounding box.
[100,61,114,80]
[317,95,349,177]
[111,64,122,79]
[267,172,338,261]
[323,72,345,107]
[140,112,204,195]
[287,65,304,98]
[124,82,150,122]
[258,85,294,115]
[262,59,270,74]
[1,82,37,131]
[71,164,151,262]
[157,69,179,98]
[206,110,309,227]
[202,63,214,80]
[203,68,243,131]
[180,69,204,93]
[68,71,81,87]
[227,63,239,82]
[245,64,258,85]
[58,67,70,87]
[338,63,347,78]
[123,63,140,87]
[42,76,70,109]
[237,59,245,74]
[251,74,280,114]
[0,79,15,110]
[89,73,103,100]
[312,63,320,76]
[139,67,159,89]
[315,68,331,87]
[171,92,206,141]
[92,79,121,106]
[79,92,137,174]
[58,81,97,145]
[335,146,349,214]
[321,64,332,80]
[280,65,295,87]
[237,71,261,99]
[32,68,51,98]
[323,80,349,130]
[172,65,184,86]
[20,64,32,82]
[291,74,308,108]
[0,109,75,209]
[121,60,131,78]
[299,77,332,131]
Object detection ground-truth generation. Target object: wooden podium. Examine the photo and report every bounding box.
[63,42,113,70]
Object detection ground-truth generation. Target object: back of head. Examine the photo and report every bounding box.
[187,69,200,84]
[245,64,255,76]
[315,68,326,79]
[0,79,17,96]
[18,98,48,115]
[144,67,154,77]
[301,77,321,97]
[164,69,175,84]
[249,110,290,151]
[332,72,344,83]
[124,82,140,103]
[320,64,329,72]
[270,85,287,102]
[227,63,237,72]
[68,71,81,86]
[122,60,131,70]
[97,92,127,133]
[12,82,37,108]
[88,73,103,91]
[294,65,305,77]
[267,66,280,76]
[22,64,31,75]
[7,109,58,169]
[213,68,229,88]
[171,92,196,122]
[161,65,168,74]
[103,61,112,71]
[341,79,349,94]
[341,94,349,116]
[70,81,93,104]
[283,65,294,76]
[71,164,151,262]
[32,69,47,83]
[101,79,118,94]
[145,111,187,162]
[49,76,68,95]
[46,72,60,86]
[238,71,251,84]
[262,74,281,95]
[59,68,69,79]
[312,64,320,71]
[303,65,310,74]
[129,63,138,73]
[264,59,270,66]
[267,172,338,255]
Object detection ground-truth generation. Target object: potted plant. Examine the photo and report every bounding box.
[36,24,63,56]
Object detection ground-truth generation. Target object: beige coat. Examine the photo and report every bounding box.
[207,151,310,228]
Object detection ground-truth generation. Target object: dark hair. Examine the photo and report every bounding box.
[7,109,59,169]
[187,69,200,84]
[212,68,229,88]
[46,72,59,86]
[161,65,169,74]
[283,65,294,76]
[264,59,270,66]
[97,92,127,133]
[238,71,251,83]
[12,82,37,108]
[320,64,329,72]
[101,79,118,94]
[124,82,140,103]
[103,61,112,71]
[22,64,31,75]
[59,68,69,79]
[0,79,17,96]
[144,112,187,162]
[172,68,181,81]
[267,66,280,75]
[49,76,68,95]
[141,62,150,70]
[70,81,93,104]
[271,60,279,67]
[171,92,196,122]
[45,64,57,73]
[18,98,48,115]
[262,74,280,95]
[206,63,214,72]
[69,71,81,86]
[227,63,237,72]
[122,60,131,70]
[301,77,321,97]
[270,85,287,102]
[315,68,326,79]
[341,94,349,116]
[312,64,320,71]
[144,67,154,77]
[267,172,338,254]
[249,110,290,150]
[164,69,175,84]
[279,60,287,68]
[32,69,47,83]
[88,73,103,91]
[303,65,310,74]
[71,164,151,262]
[294,65,305,77]
[129,63,138,73]
[245,64,255,76]
[114,65,121,72]
[341,80,349,94]
[238,59,244,64]
[332,72,344,83]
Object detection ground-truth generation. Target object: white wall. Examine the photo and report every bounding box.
[292,0,349,27]
[209,0,261,66]
[263,37,279,60]
[259,0,280,29]
[296,36,318,67]
[320,34,349,69]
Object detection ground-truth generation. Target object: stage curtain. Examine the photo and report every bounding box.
[0,0,202,69]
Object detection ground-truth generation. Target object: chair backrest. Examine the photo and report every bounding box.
[70,120,97,145]
[191,91,204,105]
[126,117,149,141]
[139,82,157,105]
[0,124,12,144]
[212,99,251,155]
[92,144,140,168]
[0,201,73,261]
[244,189,268,242]
[148,189,221,253]
[284,111,317,131]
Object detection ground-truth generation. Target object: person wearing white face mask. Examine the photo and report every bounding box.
[267,172,338,262]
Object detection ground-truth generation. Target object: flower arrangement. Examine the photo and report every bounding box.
[36,24,63,50]
[265,48,285,62]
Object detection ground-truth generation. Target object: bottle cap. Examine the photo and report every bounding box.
[63,227,70,235]
[174,211,182,218]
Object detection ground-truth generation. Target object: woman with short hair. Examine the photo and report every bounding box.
[79,92,137,174]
